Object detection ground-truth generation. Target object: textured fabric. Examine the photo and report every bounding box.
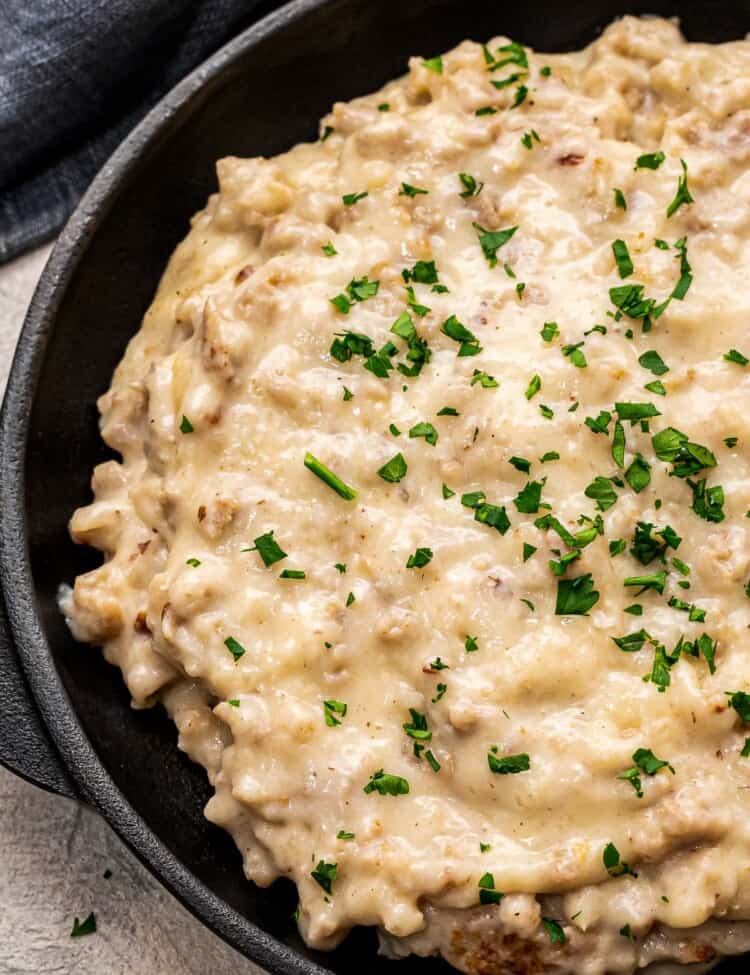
[0,0,283,263]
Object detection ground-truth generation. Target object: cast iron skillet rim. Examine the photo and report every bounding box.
[0,0,338,971]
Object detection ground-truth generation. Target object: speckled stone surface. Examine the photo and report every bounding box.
[0,245,264,975]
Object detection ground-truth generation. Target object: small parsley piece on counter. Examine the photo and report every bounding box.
[459,172,484,197]
[609,539,627,556]
[624,570,668,595]
[540,451,559,462]
[224,636,246,661]
[342,191,368,206]
[399,182,429,197]
[409,421,438,446]
[322,241,337,256]
[279,569,306,580]
[539,404,554,419]
[523,543,537,562]
[542,919,566,945]
[465,635,479,652]
[323,699,348,727]
[612,239,634,278]
[541,321,559,342]
[442,483,456,499]
[555,574,600,615]
[186,558,201,567]
[635,151,665,170]
[437,406,460,416]
[724,348,749,366]
[422,55,443,73]
[562,342,587,368]
[441,314,482,356]
[613,188,627,210]
[514,480,543,514]
[666,159,693,218]
[488,750,531,775]
[430,657,450,671]
[406,547,433,569]
[688,478,725,523]
[525,374,542,399]
[304,453,358,500]
[321,125,334,141]
[311,860,337,894]
[618,748,675,798]
[179,415,194,434]
[509,456,532,473]
[432,682,448,703]
[625,454,651,493]
[249,531,287,566]
[471,369,499,388]
[472,222,518,267]
[603,842,637,878]
[378,452,408,483]
[521,129,541,149]
[585,476,618,511]
[71,913,97,938]
[478,872,503,905]
[228,699,240,707]
[364,769,410,795]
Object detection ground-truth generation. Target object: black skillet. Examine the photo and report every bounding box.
[1,0,749,971]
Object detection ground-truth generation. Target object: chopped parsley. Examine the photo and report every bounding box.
[609,539,627,556]
[472,222,518,268]
[459,172,484,198]
[334,562,347,574]
[465,635,479,652]
[432,682,448,703]
[618,748,675,798]
[323,699,348,727]
[476,106,498,116]
[378,102,390,111]
[509,456,532,473]
[422,55,443,73]
[311,860,337,894]
[329,277,380,315]
[523,542,537,562]
[539,404,554,419]
[603,841,637,878]
[71,913,97,938]
[651,426,716,478]
[342,386,353,400]
[488,750,530,774]
[514,480,543,514]
[228,699,240,707]
[179,414,194,434]
[399,182,429,197]
[688,477,725,523]
[612,420,625,467]
[541,321,559,342]
[521,129,541,149]
[441,314,482,356]
[248,530,287,566]
[540,451,559,463]
[542,919,566,944]
[406,547,433,569]
[729,691,750,723]
[471,369,499,388]
[304,452,358,501]
[279,569,306,579]
[363,769,410,795]
[624,570,667,595]
[342,191,368,206]
[666,159,693,218]
[555,574,600,615]
[337,830,355,840]
[724,348,749,366]
[612,239,634,278]
[511,84,528,108]
[615,402,661,424]
[525,374,541,399]
[409,421,438,445]
[540,65,551,76]
[402,260,439,284]
[378,452,408,483]
[321,125,334,141]
[437,406,460,416]
[224,636,246,661]
[585,476,618,511]
[644,380,666,396]
[635,151,665,170]
[322,241,337,256]
[613,188,627,210]
[478,872,503,905]
[186,557,201,567]
[442,483,455,499]
[625,454,651,493]
[562,342,587,368]
[346,591,356,607]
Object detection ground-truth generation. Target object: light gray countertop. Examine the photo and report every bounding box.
[0,245,264,975]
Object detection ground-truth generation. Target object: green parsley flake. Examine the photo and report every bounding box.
[562,342,587,368]
[311,860,337,894]
[345,591,356,607]
[625,454,651,493]
[542,919,566,945]
[342,191,368,206]
[472,222,518,268]
[228,699,240,707]
[406,547,433,569]
[399,182,429,197]
[488,751,530,774]
[441,314,482,356]
[334,562,347,574]
[442,483,455,499]
[465,635,479,652]
[323,699,347,727]
[432,682,447,702]
[459,172,484,197]
[612,239,634,278]
[409,421,438,445]
[224,636,246,661]
[540,451,560,463]
[521,129,541,149]
[514,480,543,514]
[364,769,410,795]
[724,348,749,366]
[540,65,551,76]
[523,542,537,562]
[541,321,559,342]
[471,369,499,388]
[342,386,353,401]
[478,872,503,905]
[666,159,694,218]
[322,241,337,256]
[525,374,541,399]
[186,557,201,567]
[279,569,306,580]
[539,404,554,419]
[613,188,627,210]
[609,539,627,556]
[555,574,600,615]
[321,125,334,141]
[179,415,194,434]
[304,452,358,501]
[603,841,637,878]
[71,913,97,938]
[378,452,408,483]
[422,56,443,73]
[618,748,675,798]
[509,456,531,473]
[635,151,665,170]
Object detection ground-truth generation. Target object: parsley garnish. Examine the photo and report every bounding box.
[540,65,551,76]
[635,151,665,170]
[472,222,518,267]
[612,239,634,278]
[186,557,201,567]
[612,420,625,467]
[345,591,356,607]
[539,404,554,419]
[478,872,503,905]
[471,369,499,388]
[321,125,334,141]
[729,691,750,723]
[540,321,559,342]
[342,191,368,206]
[228,699,240,707]
[666,159,693,218]
[609,539,626,556]
[603,841,637,878]
[279,569,306,579]
[521,129,541,149]
[224,636,246,661]
[625,454,651,493]
[442,483,455,499]
[406,547,433,569]
[179,415,194,434]
[323,699,347,727]
[363,769,410,795]
[322,241,337,256]
[488,750,530,774]
[542,919,566,945]
[378,102,390,111]
[613,188,627,210]
[555,574,600,615]
[525,374,541,399]
[615,402,661,424]
[311,860,337,894]
[562,342,587,367]
[342,386,353,400]
[441,314,482,356]
[651,426,716,478]
[409,421,438,446]
[71,913,97,938]
[585,476,618,511]
[459,172,483,197]
[638,349,669,375]
[511,84,528,108]
[422,56,443,73]
[437,406,459,416]
[688,477,725,523]
[540,451,559,463]
[618,748,675,798]
[724,349,749,366]
[304,452,358,500]
[432,682,448,702]
[378,452,408,483]
[523,542,537,562]
[465,635,479,652]
[399,182,429,197]
[509,456,531,473]
[249,531,287,566]
[476,106,498,116]
[624,571,667,595]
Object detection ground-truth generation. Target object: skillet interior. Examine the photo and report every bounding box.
[11,0,750,970]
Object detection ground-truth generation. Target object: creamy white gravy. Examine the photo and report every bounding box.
[63,16,750,974]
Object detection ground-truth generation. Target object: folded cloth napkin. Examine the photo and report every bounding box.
[0,0,283,264]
